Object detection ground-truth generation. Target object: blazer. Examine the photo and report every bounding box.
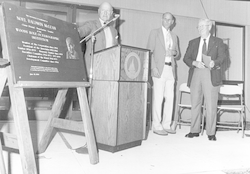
[183,36,226,87]
[78,19,118,76]
[147,28,180,78]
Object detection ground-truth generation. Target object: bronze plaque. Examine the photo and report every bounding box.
[2,2,87,83]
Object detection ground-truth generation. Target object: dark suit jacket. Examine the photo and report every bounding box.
[183,36,226,87]
[78,20,118,76]
[147,28,180,78]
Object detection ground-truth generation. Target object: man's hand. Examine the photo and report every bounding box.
[192,61,205,69]
[91,36,96,43]
[152,68,160,77]
[209,60,215,68]
[166,49,177,57]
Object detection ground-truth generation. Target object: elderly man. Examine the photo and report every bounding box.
[147,12,180,136]
[78,2,119,78]
[183,18,226,141]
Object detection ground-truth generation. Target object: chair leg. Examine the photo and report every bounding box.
[241,112,245,138]
[201,112,205,135]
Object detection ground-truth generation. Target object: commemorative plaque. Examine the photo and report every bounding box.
[2,2,87,83]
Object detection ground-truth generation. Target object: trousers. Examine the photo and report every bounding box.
[190,68,219,135]
[152,65,175,131]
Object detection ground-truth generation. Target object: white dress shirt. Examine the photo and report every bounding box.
[162,26,173,63]
[196,34,210,62]
[99,19,113,48]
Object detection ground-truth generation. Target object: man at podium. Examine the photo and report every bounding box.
[78,2,119,78]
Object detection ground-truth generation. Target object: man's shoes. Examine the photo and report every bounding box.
[185,132,199,138]
[208,135,216,141]
[164,128,176,134]
[153,130,168,136]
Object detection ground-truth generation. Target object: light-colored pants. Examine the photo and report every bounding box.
[152,65,175,131]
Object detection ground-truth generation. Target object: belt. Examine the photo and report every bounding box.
[165,62,172,66]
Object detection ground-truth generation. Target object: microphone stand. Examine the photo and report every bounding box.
[80,15,120,105]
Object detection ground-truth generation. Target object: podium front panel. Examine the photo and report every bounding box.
[93,45,149,82]
[91,80,147,150]
[91,80,119,146]
[93,46,120,81]
[117,82,147,145]
[120,45,149,82]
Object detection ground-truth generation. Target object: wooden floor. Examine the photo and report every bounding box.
[1,120,250,174]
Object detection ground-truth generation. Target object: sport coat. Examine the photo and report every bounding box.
[147,28,180,78]
[183,36,226,87]
[78,19,118,76]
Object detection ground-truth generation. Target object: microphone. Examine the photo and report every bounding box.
[112,14,120,21]
[114,14,120,18]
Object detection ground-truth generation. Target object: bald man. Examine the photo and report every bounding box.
[78,2,119,78]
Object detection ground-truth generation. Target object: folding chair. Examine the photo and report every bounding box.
[216,84,245,138]
[174,83,205,131]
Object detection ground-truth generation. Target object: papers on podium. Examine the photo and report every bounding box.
[202,54,212,70]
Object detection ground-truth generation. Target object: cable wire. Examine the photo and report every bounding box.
[200,0,209,19]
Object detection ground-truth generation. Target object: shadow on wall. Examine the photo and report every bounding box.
[221,42,231,81]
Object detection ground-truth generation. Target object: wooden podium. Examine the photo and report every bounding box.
[90,45,150,152]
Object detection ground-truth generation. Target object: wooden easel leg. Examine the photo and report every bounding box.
[0,68,7,174]
[9,87,37,174]
[0,140,6,174]
[77,87,99,164]
[38,88,68,153]
[0,69,7,91]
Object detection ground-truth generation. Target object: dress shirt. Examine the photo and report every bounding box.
[196,34,210,62]
[99,19,113,48]
[162,26,173,63]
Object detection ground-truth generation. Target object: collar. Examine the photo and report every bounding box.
[162,26,170,33]
[201,34,211,41]
[99,18,107,26]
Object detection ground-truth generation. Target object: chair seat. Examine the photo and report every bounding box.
[215,83,245,138]
[178,104,191,108]
[217,105,244,111]
[175,83,205,131]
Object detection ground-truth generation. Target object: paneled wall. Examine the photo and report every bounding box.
[42,0,250,25]
[0,0,249,121]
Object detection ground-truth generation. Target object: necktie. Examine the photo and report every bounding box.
[165,32,172,49]
[202,39,207,55]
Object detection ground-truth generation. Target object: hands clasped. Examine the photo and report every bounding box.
[166,49,177,57]
[193,61,215,69]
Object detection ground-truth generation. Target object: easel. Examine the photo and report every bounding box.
[0,62,99,174]
[0,61,38,174]
[0,2,99,174]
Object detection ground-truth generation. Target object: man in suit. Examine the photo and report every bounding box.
[147,12,180,136]
[78,2,118,78]
[76,2,118,154]
[183,18,226,141]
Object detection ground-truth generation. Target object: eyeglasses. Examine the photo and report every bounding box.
[197,25,209,29]
[100,10,112,15]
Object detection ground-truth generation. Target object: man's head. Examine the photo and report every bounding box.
[162,12,174,30]
[197,18,213,38]
[98,2,113,22]
[66,37,75,54]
